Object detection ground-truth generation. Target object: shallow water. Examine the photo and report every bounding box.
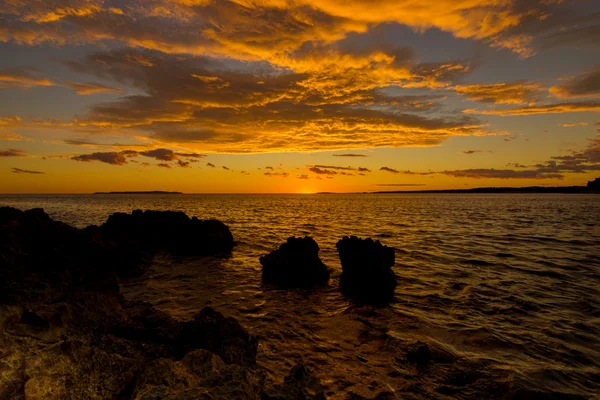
[2,193,599,398]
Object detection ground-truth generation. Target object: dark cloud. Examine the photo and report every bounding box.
[375,184,425,187]
[465,101,600,116]
[72,151,129,165]
[358,167,371,172]
[462,150,490,155]
[157,163,171,168]
[441,169,563,179]
[222,166,230,171]
[380,167,399,173]
[550,65,600,99]
[206,162,215,168]
[313,165,354,170]
[264,172,289,178]
[265,166,274,170]
[12,167,44,174]
[72,147,197,167]
[0,149,26,157]
[297,174,309,179]
[332,153,366,157]
[309,167,337,175]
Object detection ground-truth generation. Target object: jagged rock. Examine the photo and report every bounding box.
[260,237,330,288]
[101,209,235,255]
[336,236,397,304]
[346,392,397,400]
[406,341,431,366]
[0,207,261,399]
[262,363,326,400]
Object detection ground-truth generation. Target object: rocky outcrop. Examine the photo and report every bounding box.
[0,207,266,399]
[336,236,397,305]
[101,209,235,256]
[260,237,330,288]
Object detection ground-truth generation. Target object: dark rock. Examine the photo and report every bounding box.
[336,236,397,304]
[178,307,259,367]
[346,392,397,400]
[101,209,234,256]
[262,363,326,400]
[0,207,264,399]
[260,237,329,288]
[406,341,431,366]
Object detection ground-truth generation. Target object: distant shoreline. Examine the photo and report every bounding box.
[93,191,183,195]
[318,185,600,195]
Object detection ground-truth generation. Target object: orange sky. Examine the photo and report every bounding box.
[0,0,599,193]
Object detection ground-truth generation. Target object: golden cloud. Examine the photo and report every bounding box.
[454,81,541,104]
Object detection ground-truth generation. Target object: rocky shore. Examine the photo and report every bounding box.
[0,207,324,399]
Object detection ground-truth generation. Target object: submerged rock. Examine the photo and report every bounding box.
[260,236,330,288]
[336,236,397,304]
[406,341,432,366]
[262,363,326,400]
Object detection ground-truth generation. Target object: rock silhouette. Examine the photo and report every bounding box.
[0,207,310,399]
[336,236,397,304]
[262,363,326,399]
[260,236,330,288]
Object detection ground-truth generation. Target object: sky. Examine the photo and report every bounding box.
[0,0,599,193]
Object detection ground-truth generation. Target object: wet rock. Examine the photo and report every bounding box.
[178,307,259,366]
[101,209,235,256]
[262,363,326,400]
[132,349,265,400]
[0,207,263,399]
[406,341,432,366]
[260,237,330,288]
[336,236,397,304]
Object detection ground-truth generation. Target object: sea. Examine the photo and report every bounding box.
[1,193,599,399]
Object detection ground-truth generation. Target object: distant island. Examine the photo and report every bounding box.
[319,178,600,195]
[93,191,183,195]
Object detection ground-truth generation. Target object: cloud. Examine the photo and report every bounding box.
[72,151,130,165]
[453,81,541,105]
[550,66,600,99]
[265,166,274,170]
[375,184,426,187]
[332,153,366,157]
[440,168,563,179]
[313,165,354,171]
[358,167,370,172]
[462,150,490,155]
[264,172,289,178]
[297,174,309,179]
[380,166,399,173]
[0,68,55,89]
[71,147,197,166]
[309,167,337,175]
[222,166,230,171]
[465,101,600,116]
[206,162,215,168]
[0,149,26,157]
[64,82,123,95]
[12,167,44,174]
[157,163,171,168]
[59,48,485,152]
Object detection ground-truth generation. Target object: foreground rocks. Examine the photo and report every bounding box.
[0,207,314,399]
[260,236,330,288]
[336,236,397,304]
[101,209,235,256]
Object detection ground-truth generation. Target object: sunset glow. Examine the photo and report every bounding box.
[0,0,599,193]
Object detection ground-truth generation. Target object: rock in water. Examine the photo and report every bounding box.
[260,237,330,288]
[101,209,235,255]
[336,236,397,304]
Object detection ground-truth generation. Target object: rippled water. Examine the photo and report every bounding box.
[2,194,599,399]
